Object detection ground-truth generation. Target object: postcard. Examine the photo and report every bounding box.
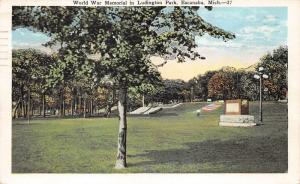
[0,0,299,184]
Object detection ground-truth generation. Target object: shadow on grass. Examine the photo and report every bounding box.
[129,135,287,173]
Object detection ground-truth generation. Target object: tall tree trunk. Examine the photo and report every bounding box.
[74,97,77,115]
[38,94,42,116]
[20,86,25,118]
[142,94,145,107]
[106,90,112,118]
[17,105,21,118]
[71,97,74,116]
[78,97,82,116]
[27,89,30,124]
[42,93,46,118]
[190,87,194,102]
[106,103,112,118]
[21,100,24,118]
[12,99,21,119]
[39,105,42,116]
[24,101,27,117]
[60,89,65,118]
[83,97,86,118]
[63,98,65,116]
[90,99,93,116]
[113,88,116,102]
[115,87,127,169]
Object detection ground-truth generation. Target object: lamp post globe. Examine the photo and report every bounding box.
[262,74,268,79]
[254,74,260,79]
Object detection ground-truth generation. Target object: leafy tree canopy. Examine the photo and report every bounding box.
[13,6,235,88]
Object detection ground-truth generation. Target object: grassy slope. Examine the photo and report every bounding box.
[12,102,287,173]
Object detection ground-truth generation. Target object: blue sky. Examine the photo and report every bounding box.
[195,7,287,60]
[12,29,50,48]
[12,7,288,80]
[13,7,287,50]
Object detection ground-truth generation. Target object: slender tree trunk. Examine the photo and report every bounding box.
[142,94,145,107]
[106,103,111,118]
[39,94,42,116]
[63,98,65,116]
[21,100,24,118]
[60,89,65,118]
[71,98,74,116]
[59,96,62,117]
[78,97,82,116]
[24,101,27,117]
[42,93,46,118]
[27,89,30,124]
[113,88,116,102]
[17,105,21,118]
[12,99,21,119]
[108,90,112,117]
[190,87,194,102]
[21,87,26,118]
[90,99,93,116]
[39,105,42,116]
[74,97,77,115]
[115,87,128,169]
[24,102,27,117]
[106,90,112,118]
[83,97,86,118]
[20,86,25,118]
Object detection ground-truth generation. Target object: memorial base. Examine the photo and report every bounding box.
[219,115,256,127]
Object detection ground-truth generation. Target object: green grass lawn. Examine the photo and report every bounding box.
[12,102,287,173]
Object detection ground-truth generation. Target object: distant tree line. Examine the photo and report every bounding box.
[13,46,287,119]
[12,49,119,119]
[141,46,288,104]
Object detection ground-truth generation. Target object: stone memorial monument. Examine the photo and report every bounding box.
[219,99,256,127]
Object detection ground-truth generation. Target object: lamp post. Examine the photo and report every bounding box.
[254,67,268,124]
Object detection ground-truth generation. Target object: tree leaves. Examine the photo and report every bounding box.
[258,46,288,100]
[13,6,235,90]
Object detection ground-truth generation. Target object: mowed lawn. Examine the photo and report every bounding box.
[12,102,287,173]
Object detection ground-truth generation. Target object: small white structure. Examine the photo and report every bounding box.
[219,99,256,127]
[129,107,151,115]
[143,107,162,114]
[219,115,256,127]
[130,103,182,115]
[196,109,201,116]
[161,103,183,109]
